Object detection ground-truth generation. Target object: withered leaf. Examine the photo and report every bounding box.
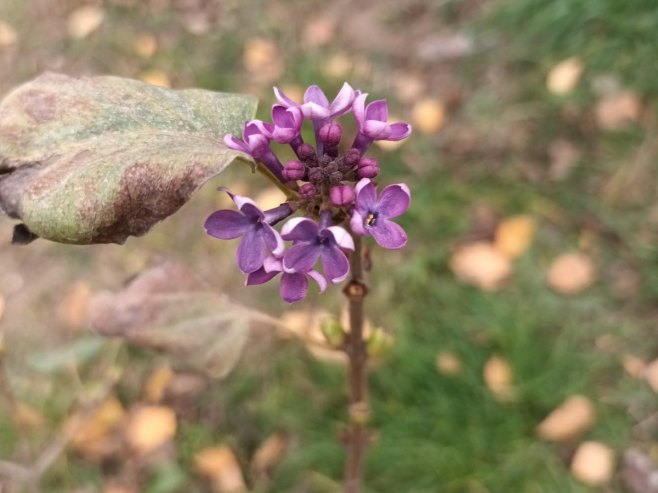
[0,72,256,244]
[89,261,251,379]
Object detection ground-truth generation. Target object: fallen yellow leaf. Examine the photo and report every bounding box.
[67,6,105,39]
[483,355,515,401]
[494,215,536,259]
[547,57,583,95]
[251,433,288,479]
[571,441,615,486]
[195,446,247,493]
[71,397,125,450]
[412,98,446,134]
[450,242,512,291]
[143,365,174,404]
[126,405,176,455]
[547,252,596,294]
[536,395,595,442]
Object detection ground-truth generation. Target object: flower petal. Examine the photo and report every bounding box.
[301,102,331,120]
[363,120,390,139]
[350,210,367,236]
[326,226,355,251]
[376,183,411,219]
[204,210,251,239]
[236,227,267,273]
[365,99,388,122]
[281,217,319,242]
[262,223,285,257]
[387,122,412,141]
[232,195,263,219]
[329,82,355,116]
[354,178,377,212]
[307,270,327,293]
[283,242,321,273]
[263,255,283,273]
[280,272,309,303]
[352,92,368,127]
[223,134,248,153]
[304,85,330,107]
[273,86,299,108]
[246,267,279,286]
[321,246,350,283]
[370,219,407,249]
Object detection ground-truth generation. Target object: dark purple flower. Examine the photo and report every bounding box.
[350,178,410,249]
[224,121,285,182]
[352,93,412,154]
[247,256,327,304]
[205,192,290,273]
[281,215,354,283]
[267,105,304,144]
[274,83,355,121]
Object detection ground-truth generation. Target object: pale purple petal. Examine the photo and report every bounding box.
[280,272,309,303]
[350,210,367,236]
[246,268,278,286]
[363,120,390,139]
[232,195,264,219]
[365,100,388,122]
[205,210,251,239]
[237,227,267,273]
[262,223,285,257]
[352,93,368,127]
[283,242,321,273]
[301,102,331,120]
[281,217,319,242]
[304,85,330,108]
[307,270,327,293]
[224,135,249,153]
[326,226,355,251]
[387,122,412,141]
[354,179,377,211]
[329,82,355,116]
[376,184,411,219]
[370,219,407,249]
[273,87,300,108]
[263,256,283,273]
[250,120,274,137]
[321,246,350,283]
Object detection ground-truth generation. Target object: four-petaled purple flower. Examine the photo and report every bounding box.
[204,191,290,274]
[352,93,412,154]
[282,214,355,284]
[350,178,410,249]
[266,105,304,145]
[274,83,355,121]
[247,256,327,304]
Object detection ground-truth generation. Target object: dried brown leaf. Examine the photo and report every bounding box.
[126,405,176,455]
[547,57,583,95]
[571,441,615,486]
[450,242,512,291]
[547,252,596,294]
[412,98,446,134]
[483,355,515,401]
[494,216,536,259]
[195,446,247,493]
[67,6,105,39]
[536,395,595,442]
[251,433,288,480]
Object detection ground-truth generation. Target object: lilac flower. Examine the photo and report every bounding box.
[224,121,285,182]
[352,93,412,154]
[205,192,290,273]
[281,214,354,283]
[267,105,304,145]
[350,178,410,249]
[247,256,327,304]
[274,83,355,121]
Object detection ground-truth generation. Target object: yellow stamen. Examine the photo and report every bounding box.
[365,213,376,226]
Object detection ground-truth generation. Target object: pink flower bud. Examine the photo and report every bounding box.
[283,160,305,181]
[299,183,317,199]
[297,143,316,160]
[319,122,342,147]
[330,185,355,206]
[357,157,379,178]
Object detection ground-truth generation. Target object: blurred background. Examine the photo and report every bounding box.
[1,0,657,492]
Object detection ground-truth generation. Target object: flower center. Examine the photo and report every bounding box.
[365,212,377,226]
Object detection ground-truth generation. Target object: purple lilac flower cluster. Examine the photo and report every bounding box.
[205,83,411,303]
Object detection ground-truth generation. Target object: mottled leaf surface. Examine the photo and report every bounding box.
[0,72,256,244]
[89,261,252,379]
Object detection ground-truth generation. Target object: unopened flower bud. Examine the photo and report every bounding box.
[282,160,305,181]
[319,122,342,147]
[297,143,316,161]
[320,318,345,349]
[357,157,379,178]
[329,171,343,184]
[330,185,355,207]
[366,328,394,357]
[345,148,361,167]
[299,183,317,199]
[307,167,324,183]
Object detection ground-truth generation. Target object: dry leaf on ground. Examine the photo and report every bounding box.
[126,405,176,455]
[143,365,175,404]
[547,252,596,294]
[547,57,583,95]
[622,355,646,380]
[195,446,247,493]
[494,216,536,259]
[571,441,615,486]
[70,397,125,456]
[536,395,595,441]
[436,351,462,376]
[138,70,171,88]
[67,6,105,39]
[595,91,642,130]
[450,242,512,291]
[644,359,658,393]
[0,21,17,47]
[412,98,445,134]
[252,433,288,480]
[483,355,515,401]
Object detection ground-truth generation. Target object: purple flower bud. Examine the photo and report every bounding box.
[283,160,305,181]
[330,185,355,206]
[345,148,361,167]
[319,122,342,147]
[297,143,316,161]
[307,167,324,183]
[299,183,317,199]
[357,157,379,178]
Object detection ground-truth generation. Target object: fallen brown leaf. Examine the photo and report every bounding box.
[595,91,642,130]
[67,6,105,39]
[195,446,247,493]
[547,57,583,95]
[143,365,174,404]
[412,98,446,134]
[126,405,176,455]
[483,355,515,401]
[450,242,512,291]
[622,355,647,380]
[547,252,596,294]
[251,432,288,480]
[571,441,615,486]
[536,395,595,442]
[494,216,536,259]
[70,397,125,454]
